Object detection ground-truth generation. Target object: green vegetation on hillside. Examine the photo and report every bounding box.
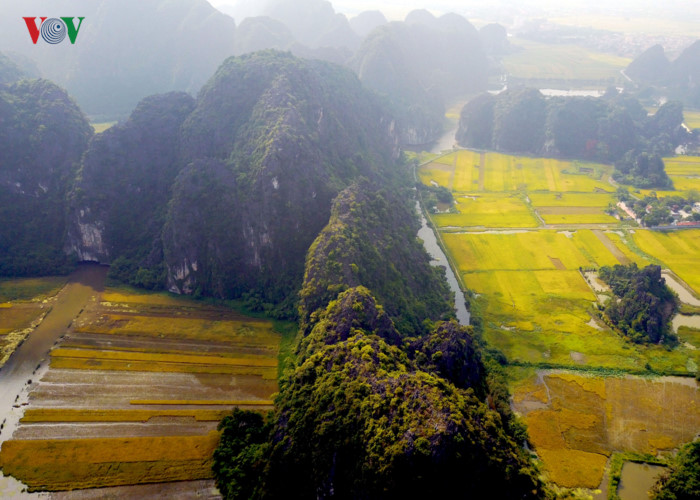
[213,180,548,498]
[299,183,454,336]
[0,79,92,276]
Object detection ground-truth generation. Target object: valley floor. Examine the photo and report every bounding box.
[418,149,700,497]
[0,266,284,497]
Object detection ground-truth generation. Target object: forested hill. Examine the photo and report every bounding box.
[68,50,400,315]
[351,10,488,145]
[213,182,549,499]
[626,40,700,108]
[0,78,92,276]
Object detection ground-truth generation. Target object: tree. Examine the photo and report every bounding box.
[652,440,700,500]
[598,264,679,344]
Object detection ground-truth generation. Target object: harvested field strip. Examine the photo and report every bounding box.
[60,340,276,358]
[0,432,219,491]
[21,409,231,423]
[49,356,278,378]
[0,305,45,331]
[101,292,202,307]
[51,348,277,366]
[130,400,273,406]
[73,314,279,344]
[513,372,700,489]
[593,230,630,265]
[529,192,614,207]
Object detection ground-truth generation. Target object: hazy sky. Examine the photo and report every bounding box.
[211,0,700,23]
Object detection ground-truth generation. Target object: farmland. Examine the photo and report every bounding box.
[684,110,700,130]
[0,276,66,366]
[419,149,700,493]
[512,371,699,489]
[501,38,630,86]
[0,282,288,493]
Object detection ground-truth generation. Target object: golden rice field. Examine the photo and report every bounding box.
[443,230,629,272]
[420,148,700,493]
[630,156,700,198]
[537,208,619,225]
[75,311,278,345]
[632,229,700,295]
[684,111,700,130]
[420,150,614,194]
[502,38,630,83]
[1,287,286,492]
[512,371,700,489]
[663,155,700,176]
[0,276,64,366]
[528,192,615,207]
[433,194,538,228]
[0,433,219,491]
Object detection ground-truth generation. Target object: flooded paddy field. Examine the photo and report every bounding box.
[512,370,699,491]
[0,268,284,495]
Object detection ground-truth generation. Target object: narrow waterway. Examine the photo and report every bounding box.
[0,264,107,498]
[663,271,700,306]
[416,203,470,325]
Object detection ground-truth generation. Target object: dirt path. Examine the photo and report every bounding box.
[592,230,630,265]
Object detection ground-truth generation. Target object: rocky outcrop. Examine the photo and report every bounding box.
[351,12,487,146]
[66,51,399,311]
[163,52,399,308]
[66,91,195,268]
[0,79,92,275]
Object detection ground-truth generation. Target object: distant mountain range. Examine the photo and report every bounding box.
[626,40,700,107]
[0,0,492,145]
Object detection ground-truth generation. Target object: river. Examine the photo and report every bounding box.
[416,203,470,325]
[0,264,107,498]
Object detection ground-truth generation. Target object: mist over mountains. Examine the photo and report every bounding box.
[0,0,491,145]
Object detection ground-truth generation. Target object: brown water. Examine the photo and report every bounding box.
[0,264,106,497]
[617,462,668,500]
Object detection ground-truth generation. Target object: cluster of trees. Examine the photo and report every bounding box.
[618,189,700,226]
[652,440,700,500]
[213,183,549,498]
[457,88,688,188]
[598,264,679,344]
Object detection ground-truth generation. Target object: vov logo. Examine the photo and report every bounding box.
[23,17,85,45]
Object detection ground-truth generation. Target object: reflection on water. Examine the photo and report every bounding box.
[617,462,667,500]
[416,202,470,325]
